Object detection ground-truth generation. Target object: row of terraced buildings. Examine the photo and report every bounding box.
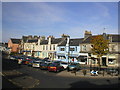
[8,31,120,67]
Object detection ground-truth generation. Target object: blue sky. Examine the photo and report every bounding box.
[2,2,118,42]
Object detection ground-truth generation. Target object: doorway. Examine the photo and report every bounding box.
[102,57,106,66]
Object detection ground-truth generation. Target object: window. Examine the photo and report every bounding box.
[83,45,86,51]
[50,45,51,50]
[76,47,77,51]
[43,45,45,50]
[60,48,65,51]
[70,48,75,51]
[91,45,93,48]
[53,45,55,50]
[46,45,48,50]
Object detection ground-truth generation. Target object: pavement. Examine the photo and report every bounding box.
[56,69,119,78]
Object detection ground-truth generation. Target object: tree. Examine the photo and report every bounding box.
[90,35,109,67]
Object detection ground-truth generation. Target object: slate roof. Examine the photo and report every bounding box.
[51,38,63,44]
[22,36,28,43]
[27,39,38,43]
[11,38,21,44]
[81,34,120,43]
[40,40,48,45]
[40,38,64,45]
[58,38,84,46]
[110,34,120,42]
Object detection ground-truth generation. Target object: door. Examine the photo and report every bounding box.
[102,57,106,66]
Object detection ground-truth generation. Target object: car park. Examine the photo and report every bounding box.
[48,63,64,72]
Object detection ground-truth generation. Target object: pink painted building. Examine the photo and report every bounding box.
[8,38,21,53]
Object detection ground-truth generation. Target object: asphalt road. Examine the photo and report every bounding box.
[2,54,119,89]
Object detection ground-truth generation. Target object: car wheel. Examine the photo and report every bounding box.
[67,68,70,72]
[56,69,59,73]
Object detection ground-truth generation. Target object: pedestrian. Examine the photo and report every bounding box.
[18,59,22,67]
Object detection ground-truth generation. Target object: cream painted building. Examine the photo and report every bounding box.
[80,31,120,67]
[34,35,67,60]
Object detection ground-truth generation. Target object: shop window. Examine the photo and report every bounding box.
[108,59,115,64]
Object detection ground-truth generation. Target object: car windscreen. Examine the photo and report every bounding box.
[61,62,68,64]
[49,64,57,67]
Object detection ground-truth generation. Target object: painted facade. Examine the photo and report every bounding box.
[80,33,120,67]
[8,38,21,53]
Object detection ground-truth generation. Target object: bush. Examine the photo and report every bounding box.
[82,69,87,76]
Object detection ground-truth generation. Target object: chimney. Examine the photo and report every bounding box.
[40,36,45,41]
[34,35,38,39]
[37,36,46,45]
[61,34,69,38]
[28,35,32,39]
[84,30,92,38]
[47,35,54,44]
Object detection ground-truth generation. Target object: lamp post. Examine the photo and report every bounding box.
[66,35,70,65]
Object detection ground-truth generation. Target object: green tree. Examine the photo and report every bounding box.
[90,35,109,67]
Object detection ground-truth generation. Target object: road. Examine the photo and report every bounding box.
[2,54,119,89]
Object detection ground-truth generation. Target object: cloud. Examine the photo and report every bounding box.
[3,2,66,27]
[94,3,111,18]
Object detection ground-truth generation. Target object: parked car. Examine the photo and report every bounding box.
[106,68,119,76]
[27,60,35,67]
[40,62,52,70]
[48,63,64,72]
[52,61,61,64]
[67,63,81,71]
[45,60,53,64]
[32,60,43,68]
[43,57,49,61]
[9,55,16,60]
[10,55,19,60]
[60,62,68,69]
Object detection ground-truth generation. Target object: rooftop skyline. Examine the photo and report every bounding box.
[2,2,118,42]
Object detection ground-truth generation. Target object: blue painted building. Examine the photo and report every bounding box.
[56,37,84,62]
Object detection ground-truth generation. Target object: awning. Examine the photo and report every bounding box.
[56,53,65,56]
[23,50,31,52]
[48,51,56,53]
[69,54,79,57]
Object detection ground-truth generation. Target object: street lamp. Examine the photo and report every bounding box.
[66,35,70,65]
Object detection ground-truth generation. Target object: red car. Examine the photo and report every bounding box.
[48,63,64,72]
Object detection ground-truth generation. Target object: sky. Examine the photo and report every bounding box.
[2,2,118,42]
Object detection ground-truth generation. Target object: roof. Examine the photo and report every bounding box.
[27,39,38,43]
[58,38,84,46]
[40,38,64,45]
[22,36,28,43]
[51,38,63,44]
[11,38,21,44]
[40,40,48,45]
[81,34,120,43]
[110,34,120,42]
